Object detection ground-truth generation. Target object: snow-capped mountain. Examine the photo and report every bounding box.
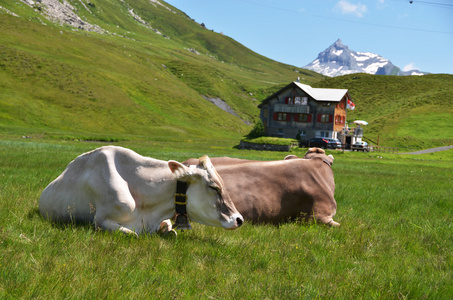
[304,39,425,77]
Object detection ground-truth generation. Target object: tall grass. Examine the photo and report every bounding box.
[1,138,451,298]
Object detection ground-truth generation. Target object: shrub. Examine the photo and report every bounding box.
[245,120,265,139]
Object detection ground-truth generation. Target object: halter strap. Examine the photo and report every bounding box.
[322,158,333,167]
[173,181,192,230]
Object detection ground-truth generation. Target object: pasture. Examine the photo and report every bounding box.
[0,138,451,299]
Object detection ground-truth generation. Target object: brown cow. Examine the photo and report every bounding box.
[183,148,339,226]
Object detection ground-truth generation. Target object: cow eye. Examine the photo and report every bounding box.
[209,185,220,193]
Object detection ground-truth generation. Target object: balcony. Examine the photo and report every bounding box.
[274,103,310,114]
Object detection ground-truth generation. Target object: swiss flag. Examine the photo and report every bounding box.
[347,99,355,110]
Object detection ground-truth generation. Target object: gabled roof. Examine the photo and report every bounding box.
[259,82,349,107]
[293,82,348,101]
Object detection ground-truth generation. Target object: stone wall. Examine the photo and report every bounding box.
[238,141,295,152]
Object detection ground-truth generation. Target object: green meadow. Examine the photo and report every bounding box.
[1,138,451,299]
[1,0,452,298]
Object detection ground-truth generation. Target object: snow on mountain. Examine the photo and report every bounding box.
[304,39,425,77]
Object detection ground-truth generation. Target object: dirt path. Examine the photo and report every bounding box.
[400,146,453,155]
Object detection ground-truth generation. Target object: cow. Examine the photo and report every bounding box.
[183,148,339,226]
[39,146,244,236]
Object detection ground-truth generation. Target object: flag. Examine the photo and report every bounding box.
[347,99,355,110]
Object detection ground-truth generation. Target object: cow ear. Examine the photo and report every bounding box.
[327,155,334,165]
[168,161,192,180]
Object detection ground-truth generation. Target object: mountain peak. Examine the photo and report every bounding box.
[305,40,425,77]
[333,38,344,48]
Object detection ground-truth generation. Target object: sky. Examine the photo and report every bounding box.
[164,0,453,75]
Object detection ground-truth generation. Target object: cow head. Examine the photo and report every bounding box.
[168,156,243,229]
[303,147,334,166]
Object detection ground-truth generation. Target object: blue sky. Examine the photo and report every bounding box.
[164,0,453,75]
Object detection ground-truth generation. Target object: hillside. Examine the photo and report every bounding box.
[0,0,323,140]
[1,1,451,150]
[314,73,453,149]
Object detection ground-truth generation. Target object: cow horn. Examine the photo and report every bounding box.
[198,155,212,170]
[308,147,325,154]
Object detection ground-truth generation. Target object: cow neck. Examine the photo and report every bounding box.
[173,180,192,230]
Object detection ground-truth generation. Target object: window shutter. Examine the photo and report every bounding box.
[273,113,278,120]
[317,114,322,122]
[294,114,298,122]
[286,113,291,121]
[308,114,312,122]
[329,114,333,123]
[285,97,289,104]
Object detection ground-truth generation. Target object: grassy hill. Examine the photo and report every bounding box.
[314,73,453,149]
[0,0,322,141]
[0,1,451,150]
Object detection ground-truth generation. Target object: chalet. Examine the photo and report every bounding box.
[258,81,361,145]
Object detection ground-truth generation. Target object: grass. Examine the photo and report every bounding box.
[242,136,298,145]
[1,137,451,298]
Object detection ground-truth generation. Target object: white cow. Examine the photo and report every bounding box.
[39,146,244,235]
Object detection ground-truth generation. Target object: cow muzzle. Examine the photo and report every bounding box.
[221,213,244,230]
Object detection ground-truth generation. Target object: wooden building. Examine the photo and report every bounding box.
[259,81,357,143]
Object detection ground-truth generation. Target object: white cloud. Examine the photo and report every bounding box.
[403,63,418,71]
[335,1,367,18]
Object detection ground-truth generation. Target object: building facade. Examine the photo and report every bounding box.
[259,82,357,143]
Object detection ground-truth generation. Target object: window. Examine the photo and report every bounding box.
[295,97,308,105]
[298,130,306,137]
[336,101,345,109]
[317,114,333,123]
[273,112,290,121]
[294,113,312,123]
[320,131,330,138]
[335,115,345,125]
[285,97,307,105]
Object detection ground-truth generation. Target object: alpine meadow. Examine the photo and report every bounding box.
[0,0,452,299]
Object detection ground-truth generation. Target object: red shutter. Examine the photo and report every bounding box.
[308,114,312,122]
[286,113,291,121]
[294,114,298,122]
[285,97,289,104]
[329,114,333,123]
[317,114,322,122]
[273,113,278,120]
